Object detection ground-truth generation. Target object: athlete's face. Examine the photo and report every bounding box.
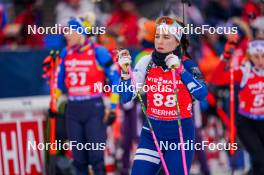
[256,30,264,40]
[250,53,264,69]
[154,29,179,53]
[64,29,84,47]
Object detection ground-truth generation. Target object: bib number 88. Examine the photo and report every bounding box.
[153,93,176,107]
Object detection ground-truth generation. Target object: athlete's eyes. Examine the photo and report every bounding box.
[155,34,160,39]
[164,35,170,39]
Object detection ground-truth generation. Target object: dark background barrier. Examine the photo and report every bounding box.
[0,49,50,98]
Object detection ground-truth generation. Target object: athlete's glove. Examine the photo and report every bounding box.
[42,55,53,79]
[103,109,116,126]
[223,34,239,60]
[48,108,60,118]
[117,49,132,80]
[42,50,61,79]
[165,54,184,74]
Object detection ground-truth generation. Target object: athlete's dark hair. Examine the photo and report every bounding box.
[175,19,191,58]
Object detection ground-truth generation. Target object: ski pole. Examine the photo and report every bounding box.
[127,66,170,175]
[171,68,188,175]
[229,49,235,156]
[49,50,59,155]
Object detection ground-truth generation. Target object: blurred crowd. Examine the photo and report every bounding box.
[0,0,263,49]
[1,0,264,174]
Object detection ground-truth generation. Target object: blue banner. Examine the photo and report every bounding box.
[0,49,50,98]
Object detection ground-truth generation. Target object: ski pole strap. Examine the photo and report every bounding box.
[144,60,154,79]
[136,92,147,115]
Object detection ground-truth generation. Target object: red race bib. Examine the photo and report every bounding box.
[146,66,193,121]
[64,46,105,97]
[239,69,264,118]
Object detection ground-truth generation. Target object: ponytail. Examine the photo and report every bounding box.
[175,19,191,59]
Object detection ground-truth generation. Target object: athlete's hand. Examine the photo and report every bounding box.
[165,54,184,74]
[103,109,116,126]
[48,108,60,118]
[42,55,52,78]
[223,34,239,60]
[117,49,131,79]
[42,50,61,79]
